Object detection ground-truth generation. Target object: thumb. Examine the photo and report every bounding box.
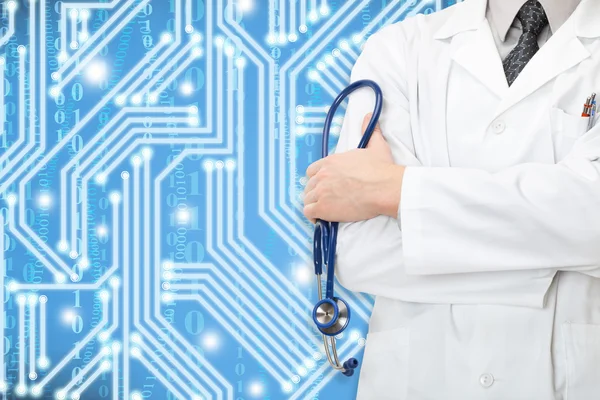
[362,113,387,150]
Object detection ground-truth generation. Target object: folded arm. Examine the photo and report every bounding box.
[401,137,600,276]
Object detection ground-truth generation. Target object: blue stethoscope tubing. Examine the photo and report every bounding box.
[311,79,383,377]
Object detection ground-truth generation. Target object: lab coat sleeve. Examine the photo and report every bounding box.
[401,129,600,276]
[333,24,422,293]
[332,25,417,165]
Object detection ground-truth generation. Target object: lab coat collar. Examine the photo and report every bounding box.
[432,0,595,117]
[433,0,487,40]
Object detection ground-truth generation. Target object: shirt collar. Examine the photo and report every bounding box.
[487,0,582,42]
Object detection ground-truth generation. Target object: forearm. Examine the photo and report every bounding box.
[367,164,406,219]
[335,213,559,307]
[400,155,600,275]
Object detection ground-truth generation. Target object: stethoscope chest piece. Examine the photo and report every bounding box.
[313,297,350,336]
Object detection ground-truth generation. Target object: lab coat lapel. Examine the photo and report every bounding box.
[492,16,590,120]
[429,0,490,167]
[429,44,452,167]
[434,0,507,98]
[451,20,510,99]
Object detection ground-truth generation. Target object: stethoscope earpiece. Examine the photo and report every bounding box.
[311,80,383,377]
[342,358,359,376]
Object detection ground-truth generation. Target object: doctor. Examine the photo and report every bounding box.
[303,0,600,398]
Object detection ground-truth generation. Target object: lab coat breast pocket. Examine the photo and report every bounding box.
[356,327,409,400]
[550,107,590,161]
[562,323,600,399]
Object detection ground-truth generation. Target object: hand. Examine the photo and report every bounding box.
[303,114,405,223]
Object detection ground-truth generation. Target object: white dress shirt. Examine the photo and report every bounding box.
[488,0,581,59]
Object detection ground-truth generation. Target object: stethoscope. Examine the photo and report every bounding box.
[312,79,383,377]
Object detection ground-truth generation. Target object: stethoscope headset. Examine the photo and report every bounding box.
[311,79,383,377]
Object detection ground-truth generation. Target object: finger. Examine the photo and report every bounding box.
[362,113,387,149]
[362,113,382,136]
[306,158,325,178]
[367,130,386,149]
[303,176,318,195]
[303,188,318,206]
[303,203,319,224]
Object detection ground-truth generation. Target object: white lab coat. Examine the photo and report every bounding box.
[334,0,600,398]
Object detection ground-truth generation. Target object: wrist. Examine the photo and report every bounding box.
[374,164,405,218]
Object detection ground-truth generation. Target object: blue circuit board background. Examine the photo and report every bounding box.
[0,0,458,399]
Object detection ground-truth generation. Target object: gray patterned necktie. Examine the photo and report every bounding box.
[502,0,549,86]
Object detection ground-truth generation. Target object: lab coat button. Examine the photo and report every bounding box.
[492,120,505,134]
[479,373,494,388]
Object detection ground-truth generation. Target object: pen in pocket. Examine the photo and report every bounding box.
[583,93,597,131]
